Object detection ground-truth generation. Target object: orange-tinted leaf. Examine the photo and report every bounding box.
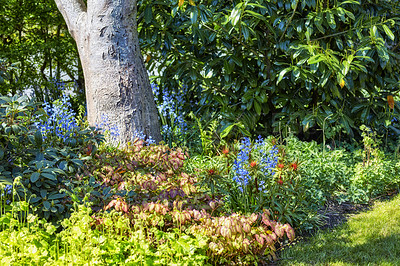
[178,0,184,7]
[339,78,345,88]
[387,95,395,109]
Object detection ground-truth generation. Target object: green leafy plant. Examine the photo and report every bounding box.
[139,0,400,141]
[351,126,400,198]
[0,94,101,220]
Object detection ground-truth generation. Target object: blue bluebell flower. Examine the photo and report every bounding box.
[152,83,189,144]
[232,137,279,192]
[4,185,12,195]
[35,94,79,142]
[232,137,252,192]
[96,114,121,140]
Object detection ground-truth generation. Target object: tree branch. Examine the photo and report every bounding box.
[54,0,87,41]
[279,0,299,42]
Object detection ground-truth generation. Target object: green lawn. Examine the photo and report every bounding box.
[279,194,400,266]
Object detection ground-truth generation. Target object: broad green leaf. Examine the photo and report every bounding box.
[339,0,360,6]
[342,61,350,76]
[40,189,47,199]
[382,24,395,41]
[371,25,378,38]
[241,25,250,40]
[246,99,253,110]
[191,8,198,24]
[376,45,389,62]
[30,197,41,203]
[247,3,267,9]
[43,201,51,210]
[220,124,236,138]
[71,159,83,167]
[326,11,336,29]
[254,100,262,116]
[48,193,66,200]
[30,172,40,183]
[244,10,267,22]
[34,130,43,147]
[315,13,325,33]
[307,54,325,64]
[41,173,56,181]
[144,5,153,24]
[277,67,292,84]
[319,70,332,87]
[343,9,355,20]
[0,96,12,103]
[230,4,243,26]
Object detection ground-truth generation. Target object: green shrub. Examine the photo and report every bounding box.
[350,126,400,199]
[352,161,400,198]
[0,94,101,220]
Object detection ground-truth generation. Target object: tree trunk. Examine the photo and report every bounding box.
[54,0,161,144]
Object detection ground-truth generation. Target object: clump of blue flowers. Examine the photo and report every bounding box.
[96,114,121,140]
[152,83,188,145]
[35,95,79,142]
[232,137,252,191]
[132,130,156,145]
[1,184,12,196]
[254,136,279,177]
[1,184,12,205]
[232,136,279,192]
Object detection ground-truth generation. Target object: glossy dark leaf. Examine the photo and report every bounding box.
[43,200,51,210]
[30,172,40,183]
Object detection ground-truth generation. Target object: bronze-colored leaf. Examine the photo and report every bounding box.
[387,95,395,110]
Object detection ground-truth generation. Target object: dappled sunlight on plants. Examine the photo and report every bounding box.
[83,138,295,264]
[1,94,400,264]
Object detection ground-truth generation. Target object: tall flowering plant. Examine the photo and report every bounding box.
[34,95,79,142]
[152,83,189,146]
[224,137,314,228]
[228,137,279,214]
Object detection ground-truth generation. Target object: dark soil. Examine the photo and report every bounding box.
[315,200,371,231]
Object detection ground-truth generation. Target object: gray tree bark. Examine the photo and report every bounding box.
[54,0,161,144]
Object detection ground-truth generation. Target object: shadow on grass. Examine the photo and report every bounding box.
[280,229,400,265]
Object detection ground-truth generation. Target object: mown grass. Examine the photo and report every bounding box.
[279,194,400,266]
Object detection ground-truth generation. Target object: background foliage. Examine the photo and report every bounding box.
[138,0,400,141]
[0,0,83,104]
[1,0,399,143]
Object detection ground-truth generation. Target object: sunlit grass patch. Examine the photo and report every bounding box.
[280,194,400,265]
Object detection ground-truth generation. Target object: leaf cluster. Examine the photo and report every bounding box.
[83,140,295,264]
[0,94,101,220]
[138,0,400,141]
